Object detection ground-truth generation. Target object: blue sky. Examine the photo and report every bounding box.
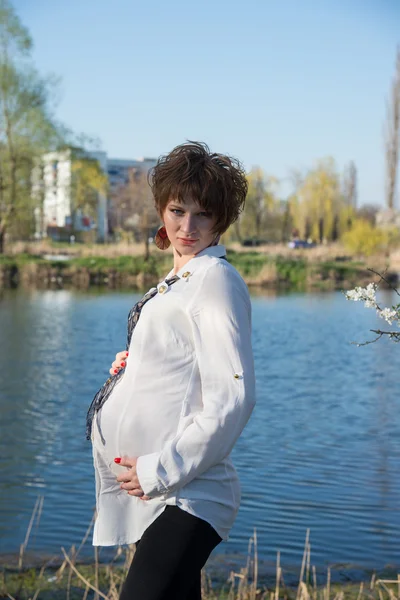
[14,0,400,206]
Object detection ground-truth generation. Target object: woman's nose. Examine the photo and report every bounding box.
[181,214,197,234]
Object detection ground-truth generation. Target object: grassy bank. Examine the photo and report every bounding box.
[0,250,391,291]
[2,535,398,600]
[2,500,399,599]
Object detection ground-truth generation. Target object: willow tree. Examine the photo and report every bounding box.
[290,158,350,242]
[237,167,279,241]
[0,0,60,251]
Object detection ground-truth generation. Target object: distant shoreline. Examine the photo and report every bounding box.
[0,248,397,291]
[0,245,398,291]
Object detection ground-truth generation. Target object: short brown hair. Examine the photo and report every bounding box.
[148,141,248,235]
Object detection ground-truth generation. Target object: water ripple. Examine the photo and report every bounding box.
[1,288,400,572]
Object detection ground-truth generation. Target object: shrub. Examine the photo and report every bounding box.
[341,219,400,256]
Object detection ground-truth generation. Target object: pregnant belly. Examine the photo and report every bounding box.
[98,377,185,463]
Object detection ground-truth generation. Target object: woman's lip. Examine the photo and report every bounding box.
[179,238,198,243]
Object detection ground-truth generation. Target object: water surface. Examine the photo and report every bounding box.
[1,286,400,578]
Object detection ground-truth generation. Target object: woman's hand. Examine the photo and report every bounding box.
[109,350,129,376]
[115,456,151,501]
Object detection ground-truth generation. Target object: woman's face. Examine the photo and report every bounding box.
[163,197,219,255]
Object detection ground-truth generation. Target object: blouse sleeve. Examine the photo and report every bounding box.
[135,262,256,499]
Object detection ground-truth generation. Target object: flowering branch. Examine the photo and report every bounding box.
[344,270,400,346]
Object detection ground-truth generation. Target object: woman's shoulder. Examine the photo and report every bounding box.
[187,256,250,313]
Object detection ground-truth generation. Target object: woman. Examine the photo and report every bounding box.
[88,141,256,600]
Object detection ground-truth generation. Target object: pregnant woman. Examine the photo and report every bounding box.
[86,141,256,600]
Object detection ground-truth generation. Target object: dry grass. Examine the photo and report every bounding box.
[1,499,399,600]
[7,240,170,259]
[8,238,400,271]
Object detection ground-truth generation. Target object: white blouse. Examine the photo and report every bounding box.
[91,244,256,546]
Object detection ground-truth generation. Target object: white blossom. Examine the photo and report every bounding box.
[345,283,377,308]
[378,307,399,326]
[364,299,376,308]
[365,283,377,301]
[345,288,363,301]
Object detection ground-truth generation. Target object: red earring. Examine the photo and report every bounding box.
[155,226,171,250]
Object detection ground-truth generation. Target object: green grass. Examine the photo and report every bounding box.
[0,251,378,291]
[1,550,398,600]
[275,256,308,286]
[70,255,160,276]
[227,250,274,277]
[0,253,44,266]
[2,498,399,599]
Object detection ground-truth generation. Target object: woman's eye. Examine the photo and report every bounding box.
[199,212,211,218]
[171,209,183,215]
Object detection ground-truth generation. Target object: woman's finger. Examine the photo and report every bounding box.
[110,356,127,374]
[115,456,137,470]
[116,350,129,362]
[117,474,140,490]
[120,480,141,491]
[127,489,145,497]
[116,469,139,484]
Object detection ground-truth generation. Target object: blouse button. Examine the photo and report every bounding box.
[234,373,243,379]
[182,271,191,279]
[158,283,168,294]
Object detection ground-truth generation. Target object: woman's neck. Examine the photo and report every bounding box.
[171,248,196,275]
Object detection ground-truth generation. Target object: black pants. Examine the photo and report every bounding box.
[119,505,222,600]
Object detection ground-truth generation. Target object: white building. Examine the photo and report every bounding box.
[33,150,156,242]
[375,208,400,229]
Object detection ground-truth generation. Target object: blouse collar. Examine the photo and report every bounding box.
[165,244,227,280]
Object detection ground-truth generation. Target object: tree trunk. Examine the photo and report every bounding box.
[385,47,400,210]
[332,215,339,241]
[234,220,242,243]
[318,218,324,243]
[0,228,5,254]
[304,219,311,240]
[281,206,291,242]
[144,228,150,261]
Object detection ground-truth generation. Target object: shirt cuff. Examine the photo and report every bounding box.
[136,452,168,498]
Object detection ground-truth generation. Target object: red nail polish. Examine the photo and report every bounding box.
[121,362,126,367]
[114,458,121,464]
[126,352,129,356]
[114,369,118,373]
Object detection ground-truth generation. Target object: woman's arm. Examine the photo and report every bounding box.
[135,262,256,499]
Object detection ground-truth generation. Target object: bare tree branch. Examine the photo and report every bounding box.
[367,267,400,297]
[370,329,400,341]
[350,332,384,347]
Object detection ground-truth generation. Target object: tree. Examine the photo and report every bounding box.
[343,161,357,209]
[0,0,61,252]
[290,158,352,243]
[384,46,400,211]
[356,203,380,226]
[238,167,279,241]
[111,167,159,259]
[341,219,399,256]
[70,149,108,232]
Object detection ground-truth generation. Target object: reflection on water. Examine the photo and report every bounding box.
[1,287,400,573]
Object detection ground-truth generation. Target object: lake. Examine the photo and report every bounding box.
[1,286,400,581]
